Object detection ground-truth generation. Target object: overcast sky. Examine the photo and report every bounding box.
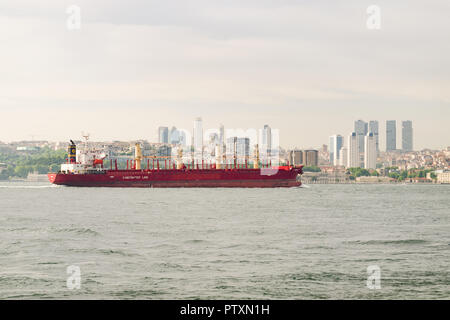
[0,0,449,149]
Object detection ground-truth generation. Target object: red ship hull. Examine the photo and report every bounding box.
[48,167,302,188]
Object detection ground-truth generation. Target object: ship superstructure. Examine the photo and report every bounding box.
[60,136,108,174]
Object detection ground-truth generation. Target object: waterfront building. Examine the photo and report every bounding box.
[437,171,450,184]
[356,176,395,183]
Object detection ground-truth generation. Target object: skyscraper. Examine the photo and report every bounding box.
[178,130,186,146]
[402,120,413,152]
[226,137,250,164]
[219,124,225,147]
[169,126,180,145]
[208,132,219,145]
[339,147,348,167]
[289,150,303,166]
[193,117,203,161]
[158,126,169,144]
[369,120,379,153]
[364,133,377,169]
[329,134,343,166]
[386,120,397,151]
[354,120,368,153]
[193,118,203,148]
[347,132,359,168]
[303,150,319,167]
[261,125,272,156]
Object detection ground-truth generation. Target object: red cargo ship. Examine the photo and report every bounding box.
[48,139,302,188]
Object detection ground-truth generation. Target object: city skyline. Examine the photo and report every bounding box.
[0,1,449,149]
[331,119,418,153]
[0,116,444,151]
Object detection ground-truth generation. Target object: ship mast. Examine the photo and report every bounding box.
[254,144,260,169]
[82,132,90,150]
[135,143,143,170]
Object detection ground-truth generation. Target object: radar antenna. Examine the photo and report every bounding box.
[81,132,90,149]
[81,132,90,142]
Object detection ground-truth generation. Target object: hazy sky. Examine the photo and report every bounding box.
[0,0,449,149]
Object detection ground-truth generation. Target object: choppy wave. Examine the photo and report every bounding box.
[285,272,360,282]
[1,184,449,299]
[0,185,58,189]
[52,227,100,236]
[109,289,166,298]
[184,239,210,244]
[349,239,428,245]
[97,249,137,257]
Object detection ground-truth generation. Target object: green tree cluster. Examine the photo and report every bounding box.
[384,167,436,182]
[0,148,67,180]
[347,167,371,179]
[303,166,321,172]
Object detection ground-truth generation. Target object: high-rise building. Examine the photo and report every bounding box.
[340,147,348,167]
[158,126,169,144]
[369,120,379,153]
[226,137,250,164]
[329,135,344,166]
[174,130,187,147]
[329,136,335,164]
[354,120,368,153]
[289,150,303,166]
[262,125,272,155]
[208,132,219,154]
[193,117,203,158]
[402,120,413,152]
[169,126,180,145]
[347,132,359,168]
[219,124,225,147]
[303,150,319,167]
[364,133,377,169]
[386,120,397,151]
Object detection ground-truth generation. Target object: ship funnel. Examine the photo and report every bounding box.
[68,140,76,164]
